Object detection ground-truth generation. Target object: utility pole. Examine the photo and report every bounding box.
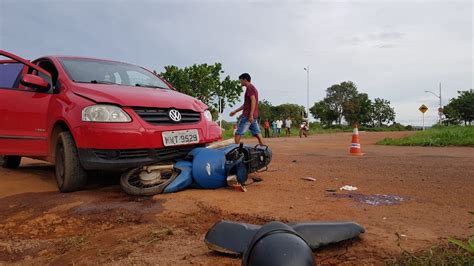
[304,66,309,120]
[438,82,442,125]
[424,82,442,125]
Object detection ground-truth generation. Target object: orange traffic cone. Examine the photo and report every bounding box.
[349,124,364,156]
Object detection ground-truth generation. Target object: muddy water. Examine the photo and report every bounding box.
[328,193,407,206]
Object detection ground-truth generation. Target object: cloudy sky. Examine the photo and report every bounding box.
[1,0,472,125]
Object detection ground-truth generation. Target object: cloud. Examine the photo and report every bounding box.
[338,30,404,48]
[368,31,404,41]
[0,0,471,124]
[376,44,395,49]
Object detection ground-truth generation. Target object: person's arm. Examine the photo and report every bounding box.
[230,105,244,117]
[249,95,256,123]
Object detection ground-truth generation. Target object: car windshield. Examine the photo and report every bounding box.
[59,58,170,89]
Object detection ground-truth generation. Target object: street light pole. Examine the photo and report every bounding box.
[424,82,442,125]
[304,66,309,120]
[439,82,442,123]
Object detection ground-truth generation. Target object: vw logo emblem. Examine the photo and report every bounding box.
[168,109,182,122]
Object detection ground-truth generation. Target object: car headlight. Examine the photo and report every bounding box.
[204,110,213,121]
[82,105,131,122]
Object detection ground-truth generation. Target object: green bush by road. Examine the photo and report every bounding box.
[377,126,474,147]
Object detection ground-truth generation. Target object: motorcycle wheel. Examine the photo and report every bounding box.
[120,168,179,196]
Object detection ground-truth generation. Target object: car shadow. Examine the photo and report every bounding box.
[17,162,122,190]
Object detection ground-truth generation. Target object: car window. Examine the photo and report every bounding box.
[0,62,23,89]
[126,70,157,87]
[60,58,170,89]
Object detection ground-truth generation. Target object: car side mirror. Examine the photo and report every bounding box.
[20,74,50,92]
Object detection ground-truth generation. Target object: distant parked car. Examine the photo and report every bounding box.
[0,50,222,192]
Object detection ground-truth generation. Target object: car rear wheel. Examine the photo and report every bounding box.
[55,132,87,192]
[1,156,22,169]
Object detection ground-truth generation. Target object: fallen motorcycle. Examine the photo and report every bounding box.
[120,140,272,196]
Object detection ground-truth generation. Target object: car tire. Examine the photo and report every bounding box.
[1,156,22,169]
[55,132,87,192]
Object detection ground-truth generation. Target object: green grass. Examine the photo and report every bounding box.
[386,244,474,265]
[377,126,474,147]
[221,124,408,140]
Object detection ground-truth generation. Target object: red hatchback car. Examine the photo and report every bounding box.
[0,50,222,192]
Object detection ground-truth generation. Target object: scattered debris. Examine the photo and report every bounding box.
[252,177,263,182]
[233,185,247,192]
[329,193,407,206]
[325,189,337,192]
[227,176,247,192]
[301,177,316,182]
[340,185,358,191]
[292,160,297,163]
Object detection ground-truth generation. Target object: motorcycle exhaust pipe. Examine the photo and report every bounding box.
[206,138,235,149]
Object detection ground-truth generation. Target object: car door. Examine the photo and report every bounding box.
[0,50,53,157]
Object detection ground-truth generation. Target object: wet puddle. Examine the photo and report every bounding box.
[329,193,407,206]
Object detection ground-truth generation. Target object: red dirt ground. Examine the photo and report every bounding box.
[1,131,473,265]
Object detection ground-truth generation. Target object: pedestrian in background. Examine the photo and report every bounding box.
[299,121,309,138]
[276,119,283,137]
[284,117,292,137]
[263,119,270,138]
[272,120,277,137]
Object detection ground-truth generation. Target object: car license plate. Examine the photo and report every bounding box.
[162,129,200,147]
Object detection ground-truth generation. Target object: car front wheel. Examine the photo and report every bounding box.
[55,132,87,192]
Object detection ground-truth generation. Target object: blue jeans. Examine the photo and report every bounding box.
[235,116,261,136]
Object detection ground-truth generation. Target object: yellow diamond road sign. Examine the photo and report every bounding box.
[419,104,428,113]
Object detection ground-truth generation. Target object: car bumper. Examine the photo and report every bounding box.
[73,122,221,170]
[73,123,221,149]
[77,144,204,170]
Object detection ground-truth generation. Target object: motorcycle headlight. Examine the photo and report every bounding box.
[204,110,213,122]
[82,105,131,122]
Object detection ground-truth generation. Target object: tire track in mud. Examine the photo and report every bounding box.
[0,188,287,264]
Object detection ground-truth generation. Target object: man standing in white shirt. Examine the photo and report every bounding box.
[284,117,292,137]
[276,119,282,137]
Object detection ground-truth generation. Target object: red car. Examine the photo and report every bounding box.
[0,50,222,192]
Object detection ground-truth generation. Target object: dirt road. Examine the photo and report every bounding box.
[1,131,473,265]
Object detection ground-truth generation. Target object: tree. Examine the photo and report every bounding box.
[310,100,339,127]
[342,93,372,126]
[273,103,306,125]
[325,81,359,124]
[443,89,474,125]
[443,103,462,125]
[258,100,306,125]
[311,81,396,127]
[258,99,274,123]
[160,63,243,118]
[370,98,395,127]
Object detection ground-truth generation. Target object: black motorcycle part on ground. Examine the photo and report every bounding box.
[205,220,365,255]
[242,221,315,266]
[245,145,272,173]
